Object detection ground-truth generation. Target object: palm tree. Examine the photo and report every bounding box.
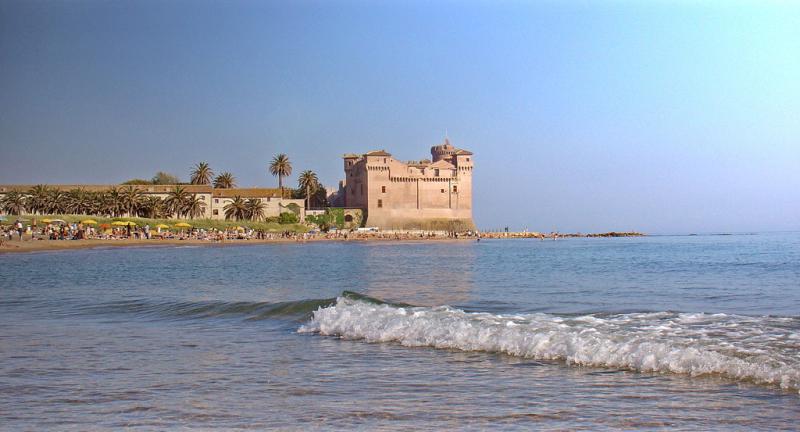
[139,196,165,219]
[269,154,292,198]
[45,190,66,215]
[297,170,319,210]
[64,189,88,215]
[103,187,124,217]
[1,191,26,215]
[96,191,117,217]
[213,172,236,189]
[120,185,144,217]
[223,196,247,220]
[185,194,206,219]
[190,162,214,185]
[27,185,50,215]
[165,186,190,218]
[245,198,265,221]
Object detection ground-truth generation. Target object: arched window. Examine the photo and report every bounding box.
[344,215,353,223]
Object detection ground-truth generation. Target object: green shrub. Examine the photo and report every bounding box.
[278,212,298,224]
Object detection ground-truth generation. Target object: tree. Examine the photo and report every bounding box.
[213,172,236,189]
[44,190,66,214]
[190,162,214,185]
[152,171,181,185]
[310,186,329,208]
[105,187,123,217]
[27,185,50,215]
[297,170,319,210]
[64,189,93,215]
[269,154,292,198]
[245,198,265,221]
[1,191,26,215]
[139,196,165,219]
[223,196,247,220]
[165,186,190,217]
[120,185,144,217]
[185,194,206,219]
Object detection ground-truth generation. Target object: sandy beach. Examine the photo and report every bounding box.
[0,236,476,254]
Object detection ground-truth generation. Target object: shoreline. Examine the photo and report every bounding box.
[0,232,645,254]
[0,236,473,254]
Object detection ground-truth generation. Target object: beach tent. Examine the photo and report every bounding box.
[155,224,170,229]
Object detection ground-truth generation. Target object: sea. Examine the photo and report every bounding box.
[1,233,799,430]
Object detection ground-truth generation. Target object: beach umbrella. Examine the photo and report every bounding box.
[81,219,98,225]
[50,219,67,224]
[174,222,192,228]
[112,221,136,226]
[235,226,246,231]
[155,224,170,229]
[41,218,53,223]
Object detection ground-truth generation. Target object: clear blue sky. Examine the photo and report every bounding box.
[1,0,798,233]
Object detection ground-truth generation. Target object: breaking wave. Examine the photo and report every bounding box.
[300,295,800,393]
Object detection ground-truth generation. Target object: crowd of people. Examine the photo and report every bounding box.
[1,217,480,245]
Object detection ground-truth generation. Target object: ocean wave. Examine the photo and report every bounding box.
[299,296,800,393]
[76,297,337,321]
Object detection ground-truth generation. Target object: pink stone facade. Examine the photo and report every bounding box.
[337,139,474,230]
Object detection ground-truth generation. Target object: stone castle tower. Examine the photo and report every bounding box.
[336,138,474,230]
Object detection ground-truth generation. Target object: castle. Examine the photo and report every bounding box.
[332,139,474,230]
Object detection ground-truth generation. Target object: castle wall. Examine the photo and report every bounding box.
[341,144,474,230]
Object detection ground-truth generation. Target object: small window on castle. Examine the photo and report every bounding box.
[453,185,458,193]
[466,158,470,162]
[383,158,387,163]
[213,209,219,216]
[377,199,383,208]
[381,186,386,193]
[434,169,440,176]
[214,199,219,204]
[441,189,445,193]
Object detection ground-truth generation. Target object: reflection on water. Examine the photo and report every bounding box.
[1,234,799,429]
[359,241,477,306]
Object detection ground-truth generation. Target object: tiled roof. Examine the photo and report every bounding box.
[212,188,282,198]
[454,149,473,156]
[428,159,456,169]
[364,150,392,157]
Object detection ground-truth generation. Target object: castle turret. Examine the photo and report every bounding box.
[431,138,457,162]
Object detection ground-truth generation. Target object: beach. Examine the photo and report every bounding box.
[0,235,474,254]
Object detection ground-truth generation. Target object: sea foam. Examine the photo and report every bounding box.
[300,297,800,393]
